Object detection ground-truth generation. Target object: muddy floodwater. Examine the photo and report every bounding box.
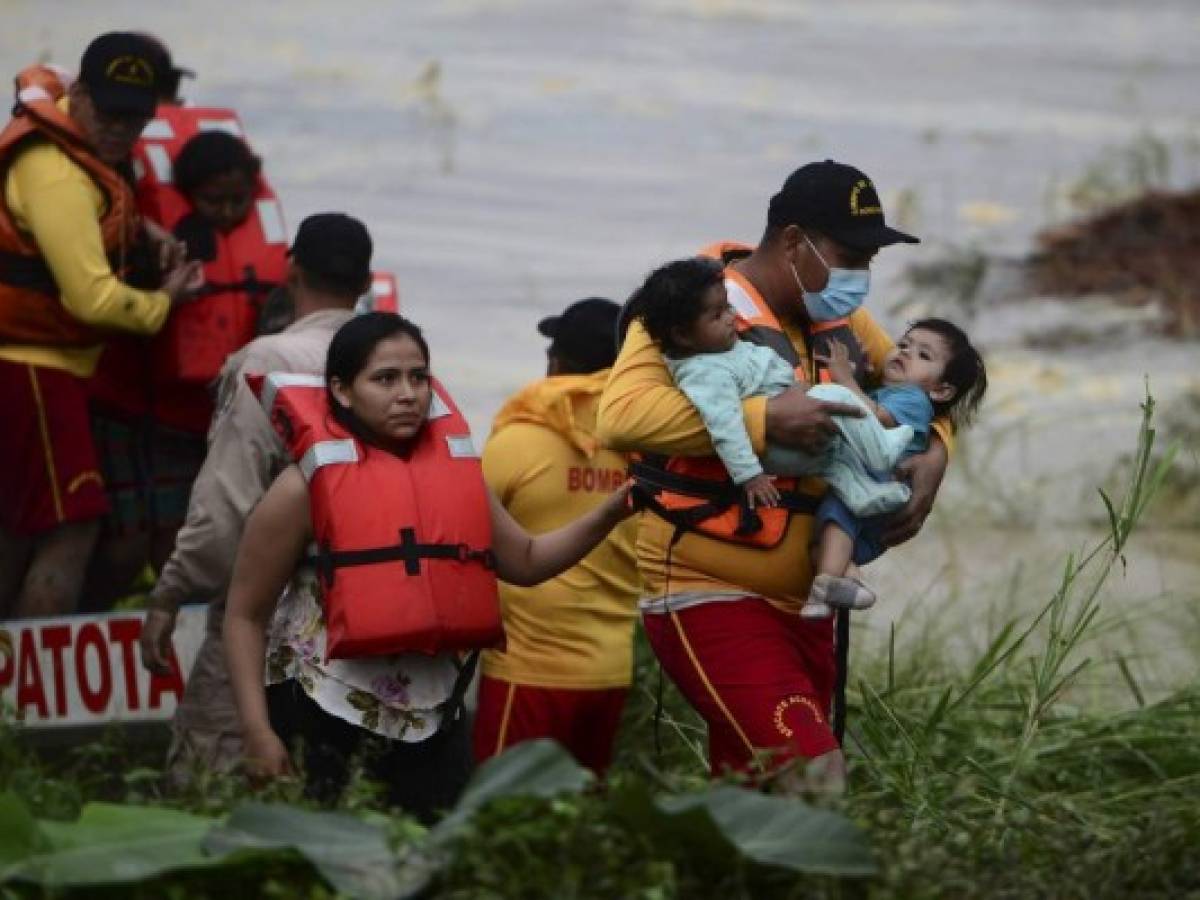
[4,0,1198,689]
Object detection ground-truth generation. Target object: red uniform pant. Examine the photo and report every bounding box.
[473,674,629,775]
[0,360,108,536]
[641,596,839,777]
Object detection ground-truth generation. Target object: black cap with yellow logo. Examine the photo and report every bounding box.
[768,160,919,250]
[78,32,163,118]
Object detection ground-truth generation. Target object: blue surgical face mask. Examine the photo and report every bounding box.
[791,236,871,321]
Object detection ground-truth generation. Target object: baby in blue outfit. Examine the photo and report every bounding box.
[632,257,987,618]
[804,318,985,617]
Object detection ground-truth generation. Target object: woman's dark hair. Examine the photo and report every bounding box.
[325,312,430,441]
[907,317,987,428]
[625,256,725,355]
[173,131,262,196]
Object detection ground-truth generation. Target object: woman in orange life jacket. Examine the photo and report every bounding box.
[223,312,632,818]
[84,131,271,609]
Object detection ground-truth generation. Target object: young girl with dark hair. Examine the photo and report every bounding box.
[224,313,631,819]
[171,130,262,258]
[83,131,272,610]
[805,317,986,616]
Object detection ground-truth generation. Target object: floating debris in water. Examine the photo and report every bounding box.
[1031,189,1200,337]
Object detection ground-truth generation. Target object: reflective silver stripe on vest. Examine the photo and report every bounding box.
[141,118,175,140]
[17,85,53,104]
[445,435,478,458]
[256,199,286,245]
[261,372,325,414]
[299,439,358,481]
[145,143,173,183]
[725,278,760,321]
[428,392,451,420]
[725,277,801,368]
[198,118,242,137]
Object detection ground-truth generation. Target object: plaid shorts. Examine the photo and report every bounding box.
[89,408,207,535]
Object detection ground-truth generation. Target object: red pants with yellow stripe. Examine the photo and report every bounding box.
[641,596,839,777]
[472,674,629,775]
[0,360,108,536]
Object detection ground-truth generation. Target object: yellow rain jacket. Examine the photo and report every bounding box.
[481,371,640,689]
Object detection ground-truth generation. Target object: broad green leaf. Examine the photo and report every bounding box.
[610,777,732,864]
[693,785,876,877]
[205,802,400,899]
[398,741,595,899]
[614,780,875,878]
[432,738,593,840]
[0,793,44,866]
[3,802,217,887]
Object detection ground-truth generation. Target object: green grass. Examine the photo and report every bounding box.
[2,392,1198,898]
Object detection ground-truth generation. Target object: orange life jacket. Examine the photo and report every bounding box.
[89,106,290,432]
[360,272,400,313]
[631,240,868,549]
[0,65,141,347]
[698,240,867,385]
[133,105,288,384]
[251,372,502,660]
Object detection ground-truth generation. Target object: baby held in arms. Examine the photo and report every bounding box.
[630,256,987,618]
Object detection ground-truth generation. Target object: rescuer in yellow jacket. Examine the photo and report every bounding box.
[473,298,640,774]
[597,161,952,791]
[0,33,201,619]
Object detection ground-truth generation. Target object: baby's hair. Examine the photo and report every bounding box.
[626,256,725,355]
[173,131,262,196]
[907,317,987,427]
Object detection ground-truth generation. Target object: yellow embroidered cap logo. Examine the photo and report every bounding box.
[105,55,155,88]
[849,178,882,217]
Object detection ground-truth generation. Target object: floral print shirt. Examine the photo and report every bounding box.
[265,565,461,742]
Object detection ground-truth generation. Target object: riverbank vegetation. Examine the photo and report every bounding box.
[1,396,1196,899]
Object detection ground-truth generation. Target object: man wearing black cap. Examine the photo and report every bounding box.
[538,298,624,374]
[598,161,951,791]
[472,298,640,774]
[134,33,194,105]
[139,213,369,784]
[0,33,201,619]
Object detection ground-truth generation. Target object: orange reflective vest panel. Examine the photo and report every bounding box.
[0,65,140,347]
[250,373,502,660]
[133,105,288,384]
[698,240,865,384]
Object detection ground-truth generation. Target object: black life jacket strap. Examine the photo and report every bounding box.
[629,460,821,516]
[632,487,728,538]
[193,270,282,300]
[435,649,480,736]
[833,608,851,745]
[309,526,495,587]
[0,250,57,294]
